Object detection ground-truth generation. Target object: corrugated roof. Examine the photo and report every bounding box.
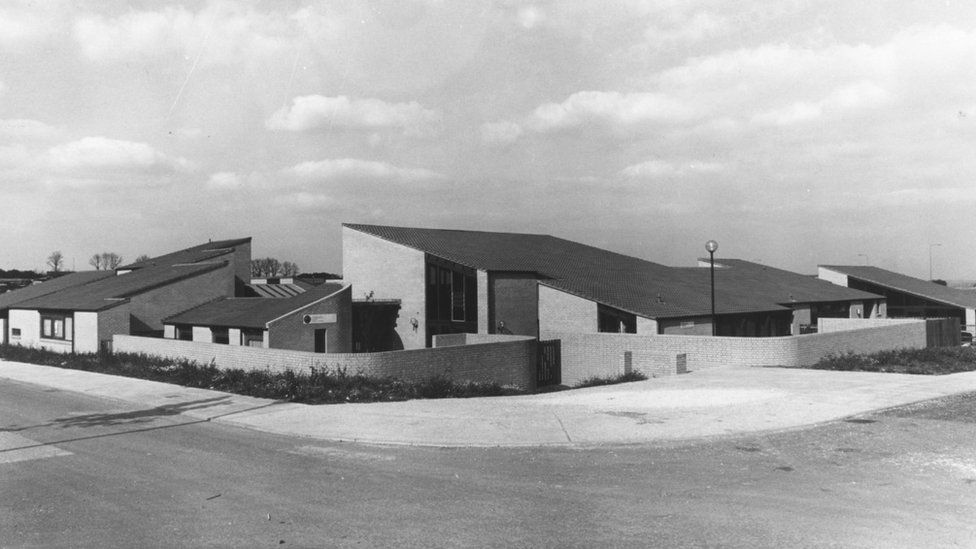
[820,265,976,309]
[118,237,251,270]
[164,283,346,329]
[345,224,865,319]
[13,262,228,311]
[0,271,114,311]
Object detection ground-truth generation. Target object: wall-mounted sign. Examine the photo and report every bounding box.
[302,313,336,325]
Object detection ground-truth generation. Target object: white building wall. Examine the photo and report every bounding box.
[477,270,489,334]
[342,226,428,350]
[9,309,72,353]
[74,312,99,354]
[636,316,658,335]
[192,326,213,343]
[818,267,849,287]
[229,328,242,346]
[0,318,5,344]
[164,325,176,339]
[538,285,598,333]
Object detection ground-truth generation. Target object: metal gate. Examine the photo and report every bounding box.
[537,339,561,387]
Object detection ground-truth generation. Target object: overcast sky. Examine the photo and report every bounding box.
[2,1,975,279]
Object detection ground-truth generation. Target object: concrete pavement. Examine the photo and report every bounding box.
[4,358,976,447]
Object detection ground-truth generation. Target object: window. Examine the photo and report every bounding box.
[41,313,72,341]
[452,271,466,321]
[175,325,193,341]
[243,329,264,347]
[11,328,21,337]
[211,327,229,344]
[597,304,636,334]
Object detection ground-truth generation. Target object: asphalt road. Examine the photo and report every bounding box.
[3,379,976,548]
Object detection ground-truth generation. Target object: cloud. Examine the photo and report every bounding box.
[526,91,698,133]
[73,3,290,64]
[287,158,445,184]
[643,11,730,47]
[47,137,192,174]
[267,95,442,136]
[0,119,63,141]
[480,120,524,145]
[0,4,61,51]
[620,159,726,179]
[206,171,242,189]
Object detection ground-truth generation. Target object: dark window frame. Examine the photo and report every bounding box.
[40,312,72,341]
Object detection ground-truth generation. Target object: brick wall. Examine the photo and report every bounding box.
[128,265,234,334]
[538,284,597,333]
[114,332,538,390]
[543,318,928,384]
[267,285,353,353]
[342,226,426,350]
[489,273,539,337]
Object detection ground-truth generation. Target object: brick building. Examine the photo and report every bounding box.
[4,238,251,353]
[341,223,884,350]
[162,283,352,353]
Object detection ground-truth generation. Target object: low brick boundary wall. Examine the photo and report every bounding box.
[114,334,538,390]
[544,319,928,386]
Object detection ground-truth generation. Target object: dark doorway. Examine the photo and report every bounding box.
[314,329,327,353]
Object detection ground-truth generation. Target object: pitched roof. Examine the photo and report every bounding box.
[164,283,346,329]
[12,262,228,311]
[820,265,976,309]
[244,282,308,298]
[118,237,251,270]
[0,271,114,311]
[700,259,881,305]
[345,224,871,319]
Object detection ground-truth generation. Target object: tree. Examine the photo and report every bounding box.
[250,257,299,278]
[90,252,123,270]
[134,254,151,263]
[47,251,64,273]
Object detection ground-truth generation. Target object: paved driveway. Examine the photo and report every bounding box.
[5,360,976,447]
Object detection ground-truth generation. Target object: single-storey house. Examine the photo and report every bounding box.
[341,223,886,350]
[5,238,251,353]
[0,271,114,345]
[819,265,976,330]
[163,283,352,353]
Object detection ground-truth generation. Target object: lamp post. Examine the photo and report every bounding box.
[929,243,941,281]
[706,240,718,336]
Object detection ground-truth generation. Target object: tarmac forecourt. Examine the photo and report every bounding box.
[4,359,976,447]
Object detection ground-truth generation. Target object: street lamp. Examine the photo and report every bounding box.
[706,240,718,336]
[929,243,941,281]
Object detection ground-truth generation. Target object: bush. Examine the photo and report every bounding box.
[810,347,976,375]
[574,369,648,388]
[0,344,526,403]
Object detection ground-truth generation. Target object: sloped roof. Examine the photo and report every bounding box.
[244,283,307,298]
[13,262,228,311]
[820,265,976,309]
[345,224,841,319]
[118,237,251,270]
[164,283,346,329]
[698,259,882,305]
[0,271,114,311]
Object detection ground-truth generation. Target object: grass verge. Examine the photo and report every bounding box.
[0,344,525,403]
[810,346,976,375]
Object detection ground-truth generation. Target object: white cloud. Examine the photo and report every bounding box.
[47,137,192,174]
[526,91,698,132]
[620,159,725,179]
[287,158,445,184]
[267,95,442,136]
[73,3,290,64]
[206,171,242,189]
[0,119,63,141]
[643,11,729,47]
[0,4,60,51]
[274,192,337,211]
[480,120,524,145]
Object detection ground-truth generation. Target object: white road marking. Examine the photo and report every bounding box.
[0,432,72,465]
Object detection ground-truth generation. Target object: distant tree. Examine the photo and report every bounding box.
[90,252,123,270]
[281,261,300,277]
[134,254,151,263]
[250,257,298,278]
[46,251,64,273]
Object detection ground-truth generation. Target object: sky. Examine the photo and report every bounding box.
[2,0,976,279]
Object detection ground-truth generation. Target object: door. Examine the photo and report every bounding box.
[314,329,327,353]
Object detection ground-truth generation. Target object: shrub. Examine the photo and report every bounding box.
[574,369,648,388]
[810,347,976,375]
[0,344,526,403]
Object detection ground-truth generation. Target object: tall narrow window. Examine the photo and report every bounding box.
[452,271,465,321]
[40,313,71,341]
